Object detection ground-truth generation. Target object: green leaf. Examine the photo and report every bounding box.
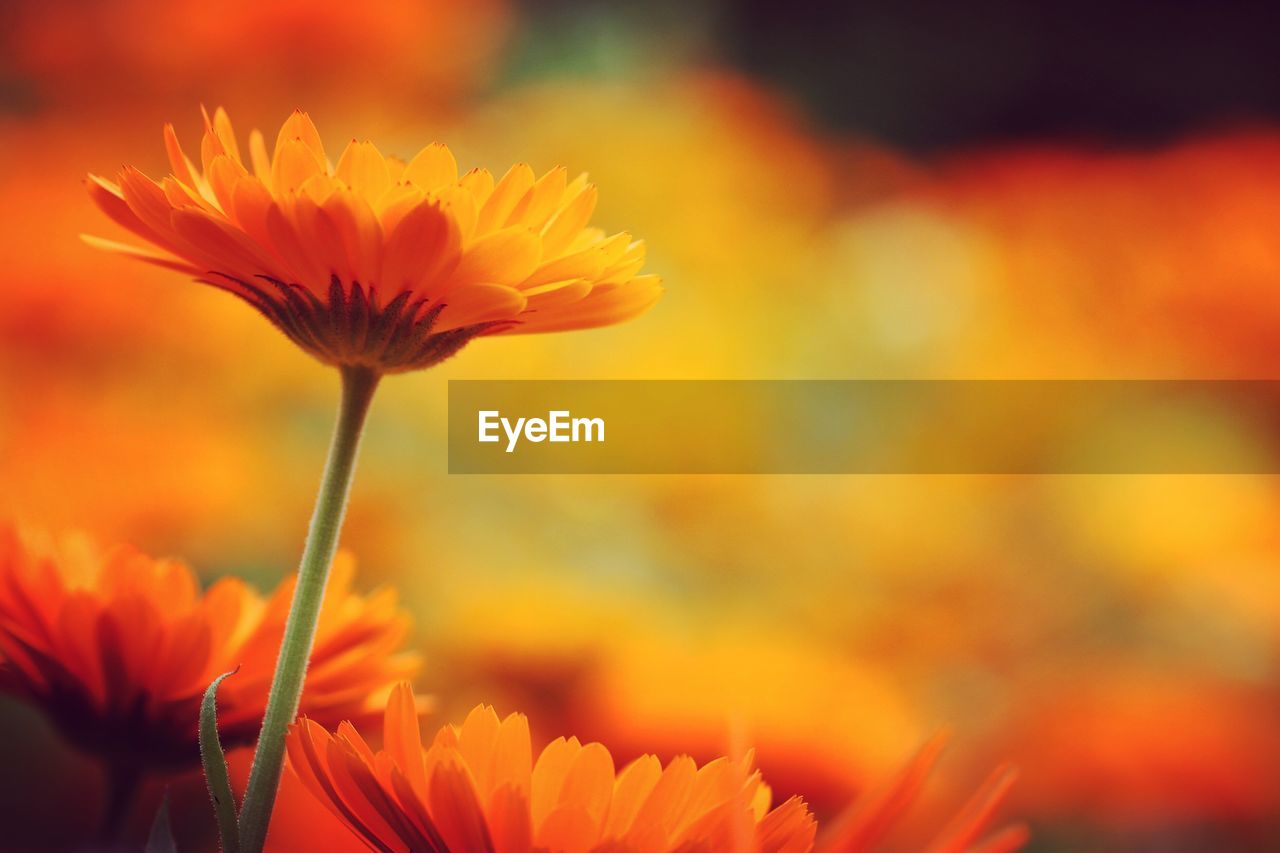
[200,668,241,853]
[145,790,178,853]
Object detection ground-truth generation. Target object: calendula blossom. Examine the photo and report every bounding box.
[285,683,816,852]
[86,107,661,374]
[0,525,417,833]
[281,685,1028,853]
[86,107,660,852]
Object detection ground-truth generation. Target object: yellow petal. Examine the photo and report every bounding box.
[161,176,209,210]
[434,184,478,244]
[604,756,663,840]
[322,189,383,286]
[288,194,353,284]
[119,167,181,238]
[557,743,614,828]
[79,234,201,275]
[376,183,427,233]
[402,143,458,191]
[272,138,327,195]
[265,201,330,292]
[450,226,541,289]
[298,173,338,205]
[532,738,579,828]
[428,759,491,851]
[522,279,591,310]
[274,109,326,165]
[335,140,391,199]
[476,163,534,233]
[230,177,275,251]
[163,124,197,186]
[207,154,248,214]
[170,208,283,281]
[459,167,495,204]
[508,166,567,230]
[381,202,460,296]
[249,129,271,185]
[540,184,598,257]
[212,107,242,165]
[507,275,662,334]
[434,284,527,332]
[87,173,170,249]
[384,684,427,795]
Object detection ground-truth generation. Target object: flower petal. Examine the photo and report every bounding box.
[335,140,392,199]
[403,143,458,191]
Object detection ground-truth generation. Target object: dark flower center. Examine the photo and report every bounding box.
[210,273,515,373]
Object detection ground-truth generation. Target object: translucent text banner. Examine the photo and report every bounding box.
[448,380,1280,473]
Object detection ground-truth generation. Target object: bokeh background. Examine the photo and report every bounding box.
[4,0,1280,849]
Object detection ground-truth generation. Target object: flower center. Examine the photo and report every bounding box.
[210,273,514,373]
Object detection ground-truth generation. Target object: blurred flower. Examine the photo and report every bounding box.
[997,667,1280,832]
[818,733,1027,853]
[86,108,662,374]
[4,0,509,110]
[280,685,1026,852]
[445,72,835,379]
[903,134,1280,376]
[570,627,923,818]
[0,525,418,769]
[409,563,928,815]
[283,683,817,852]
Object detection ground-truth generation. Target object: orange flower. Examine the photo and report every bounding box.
[86,108,662,373]
[9,0,509,108]
[282,685,1028,853]
[817,732,1028,853]
[0,525,418,769]
[285,684,816,852]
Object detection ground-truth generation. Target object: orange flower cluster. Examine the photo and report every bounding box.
[7,0,509,108]
[87,109,662,373]
[42,103,1030,851]
[282,685,1026,853]
[0,525,417,768]
[0,522,1026,851]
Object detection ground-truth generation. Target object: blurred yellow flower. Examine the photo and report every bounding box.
[86,108,662,374]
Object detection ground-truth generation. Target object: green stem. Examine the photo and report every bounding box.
[237,365,380,853]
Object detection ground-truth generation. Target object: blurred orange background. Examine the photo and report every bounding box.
[3,1,1280,850]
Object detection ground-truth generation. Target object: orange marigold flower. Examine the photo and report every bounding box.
[285,683,817,852]
[0,525,418,769]
[283,686,1028,853]
[86,108,662,374]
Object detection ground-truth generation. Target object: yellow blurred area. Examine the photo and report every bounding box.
[3,0,1280,848]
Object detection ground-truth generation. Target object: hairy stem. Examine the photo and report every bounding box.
[236,365,380,853]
